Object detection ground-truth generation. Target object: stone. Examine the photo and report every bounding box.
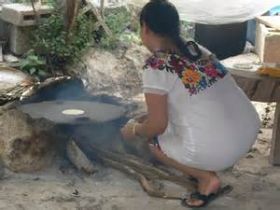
[3,54,20,63]
[72,43,149,99]
[255,22,280,64]
[0,109,56,172]
[0,66,32,91]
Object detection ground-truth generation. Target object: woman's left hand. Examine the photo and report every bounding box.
[121,122,135,140]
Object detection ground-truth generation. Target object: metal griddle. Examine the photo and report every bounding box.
[18,100,126,124]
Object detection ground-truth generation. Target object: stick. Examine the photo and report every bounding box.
[78,142,195,191]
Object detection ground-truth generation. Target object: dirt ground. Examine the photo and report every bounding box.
[1,45,280,210]
[0,101,280,210]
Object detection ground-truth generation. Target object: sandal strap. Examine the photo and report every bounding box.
[190,192,212,202]
[181,185,233,208]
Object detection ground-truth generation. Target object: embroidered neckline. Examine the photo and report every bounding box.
[144,52,228,95]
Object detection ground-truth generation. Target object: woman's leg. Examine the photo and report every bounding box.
[149,145,221,207]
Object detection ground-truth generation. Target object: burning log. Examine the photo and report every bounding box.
[66,140,95,174]
[75,140,195,199]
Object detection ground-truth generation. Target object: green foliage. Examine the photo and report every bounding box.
[16,3,139,75]
[104,8,131,35]
[32,10,95,71]
[98,7,138,49]
[19,50,48,79]
[98,36,119,50]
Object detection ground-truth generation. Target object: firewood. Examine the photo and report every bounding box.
[74,140,195,199]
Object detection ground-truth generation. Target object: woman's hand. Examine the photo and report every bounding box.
[121,93,168,141]
[121,122,136,141]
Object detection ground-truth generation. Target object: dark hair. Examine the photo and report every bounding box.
[140,0,201,61]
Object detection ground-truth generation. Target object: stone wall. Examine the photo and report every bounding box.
[0,0,13,5]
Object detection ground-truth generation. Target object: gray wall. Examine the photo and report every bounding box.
[0,1,13,46]
[0,0,13,5]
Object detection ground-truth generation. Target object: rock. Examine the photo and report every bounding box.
[3,54,19,63]
[234,155,269,176]
[0,66,32,91]
[246,154,254,159]
[66,140,95,174]
[0,109,56,172]
[252,102,275,128]
[265,172,280,188]
[70,44,150,100]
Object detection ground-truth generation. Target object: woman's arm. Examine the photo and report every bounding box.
[134,93,168,139]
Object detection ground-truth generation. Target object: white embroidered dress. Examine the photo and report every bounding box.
[142,52,260,171]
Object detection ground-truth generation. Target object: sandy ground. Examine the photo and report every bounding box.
[1,45,280,209]
[0,100,280,210]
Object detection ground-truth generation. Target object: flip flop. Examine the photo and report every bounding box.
[181,185,233,208]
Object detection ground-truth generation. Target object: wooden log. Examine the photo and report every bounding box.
[101,156,181,199]
[74,140,195,198]
[230,69,280,102]
[270,102,280,165]
[67,140,95,174]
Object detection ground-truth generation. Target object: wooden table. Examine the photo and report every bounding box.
[222,53,280,165]
[231,69,280,165]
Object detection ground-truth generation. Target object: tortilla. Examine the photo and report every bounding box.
[62,109,85,116]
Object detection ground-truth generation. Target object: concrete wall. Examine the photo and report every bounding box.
[0,0,13,5]
[0,1,13,42]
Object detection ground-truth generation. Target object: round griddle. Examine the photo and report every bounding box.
[18,100,126,124]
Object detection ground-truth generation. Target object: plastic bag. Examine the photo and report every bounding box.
[129,0,280,24]
[173,0,280,24]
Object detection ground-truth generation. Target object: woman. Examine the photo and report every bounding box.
[121,0,260,207]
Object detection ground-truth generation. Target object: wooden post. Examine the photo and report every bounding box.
[30,0,42,23]
[100,0,105,17]
[270,102,280,165]
[85,0,112,37]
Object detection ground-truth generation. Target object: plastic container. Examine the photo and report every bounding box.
[194,22,248,60]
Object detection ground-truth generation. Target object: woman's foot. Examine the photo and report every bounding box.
[184,173,221,207]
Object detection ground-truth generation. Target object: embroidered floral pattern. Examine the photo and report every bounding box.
[182,68,201,85]
[144,52,228,95]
